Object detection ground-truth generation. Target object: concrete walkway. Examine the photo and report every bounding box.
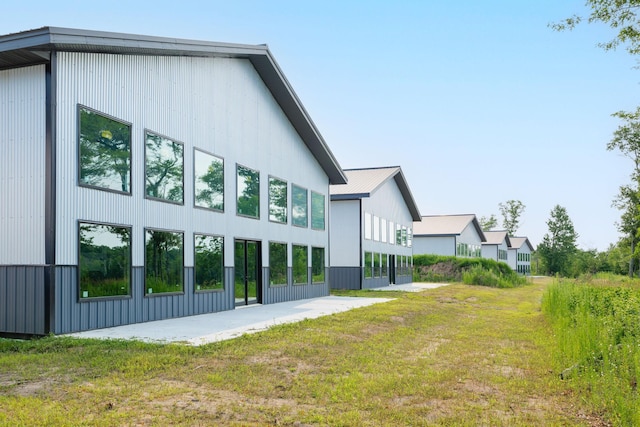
[66,282,449,346]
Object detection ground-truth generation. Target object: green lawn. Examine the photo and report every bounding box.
[0,279,605,426]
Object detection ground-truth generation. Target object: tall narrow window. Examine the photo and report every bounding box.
[79,222,131,299]
[396,224,402,245]
[389,221,395,245]
[194,149,224,211]
[194,234,224,291]
[381,218,388,243]
[407,227,413,248]
[268,177,288,223]
[79,107,131,193]
[312,247,325,283]
[292,185,308,227]
[269,242,287,285]
[311,192,325,230]
[373,216,380,241]
[364,251,373,278]
[373,252,381,277]
[364,213,372,240]
[237,164,260,218]
[293,245,308,285]
[145,229,184,294]
[381,253,388,277]
[145,132,184,204]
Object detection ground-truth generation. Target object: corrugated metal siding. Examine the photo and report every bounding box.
[329,200,360,266]
[0,266,46,335]
[54,51,329,268]
[263,267,328,304]
[0,65,46,265]
[330,267,361,290]
[53,266,234,334]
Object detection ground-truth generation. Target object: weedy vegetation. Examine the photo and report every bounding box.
[542,273,640,426]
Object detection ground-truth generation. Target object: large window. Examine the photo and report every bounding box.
[194,149,224,211]
[312,247,325,283]
[293,245,308,285]
[78,107,131,193]
[79,222,131,299]
[237,164,260,218]
[145,229,184,295]
[145,131,184,204]
[194,234,224,291]
[311,192,325,230]
[269,242,287,285]
[292,185,308,227]
[364,251,373,278]
[269,177,288,223]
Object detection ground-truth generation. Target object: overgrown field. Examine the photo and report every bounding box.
[0,281,604,426]
[542,273,640,426]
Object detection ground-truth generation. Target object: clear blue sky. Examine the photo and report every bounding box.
[3,0,639,251]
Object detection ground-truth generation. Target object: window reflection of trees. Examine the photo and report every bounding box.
[194,234,224,290]
[145,132,184,203]
[269,177,287,223]
[145,229,183,294]
[293,245,308,285]
[311,247,325,283]
[194,150,224,211]
[79,108,131,193]
[79,223,131,298]
[292,185,308,227]
[269,242,287,285]
[237,165,260,218]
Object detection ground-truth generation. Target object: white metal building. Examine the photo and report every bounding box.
[481,231,512,264]
[329,166,421,289]
[412,214,486,257]
[507,236,534,275]
[0,27,347,336]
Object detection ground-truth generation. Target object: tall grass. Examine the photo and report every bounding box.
[542,275,640,425]
[413,254,528,288]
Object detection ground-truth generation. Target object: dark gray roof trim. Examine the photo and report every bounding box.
[0,27,347,185]
[392,169,421,221]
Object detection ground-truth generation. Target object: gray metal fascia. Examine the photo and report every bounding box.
[330,193,370,201]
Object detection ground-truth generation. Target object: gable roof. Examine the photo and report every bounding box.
[413,214,486,241]
[329,166,421,221]
[482,230,511,247]
[508,236,534,251]
[0,26,347,185]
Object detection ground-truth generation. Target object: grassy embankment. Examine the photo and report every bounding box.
[543,273,640,426]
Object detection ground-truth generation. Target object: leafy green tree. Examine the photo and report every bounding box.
[479,214,498,231]
[551,1,640,55]
[537,205,579,276]
[607,107,640,276]
[498,200,525,235]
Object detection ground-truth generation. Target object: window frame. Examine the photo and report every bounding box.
[144,227,185,296]
[269,241,288,286]
[193,148,224,212]
[193,233,225,292]
[311,191,325,231]
[236,163,261,219]
[291,184,308,228]
[311,246,325,284]
[292,244,309,285]
[144,130,185,205]
[78,220,132,301]
[268,176,288,224]
[77,105,132,195]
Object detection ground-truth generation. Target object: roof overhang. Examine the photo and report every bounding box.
[0,26,348,185]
